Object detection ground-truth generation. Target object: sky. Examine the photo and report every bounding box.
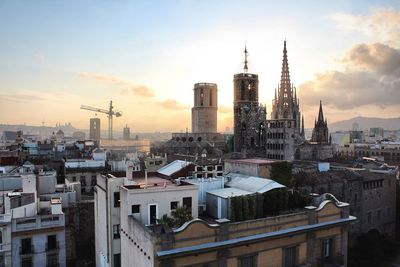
[0,0,399,132]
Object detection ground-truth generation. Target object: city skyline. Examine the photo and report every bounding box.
[0,1,399,132]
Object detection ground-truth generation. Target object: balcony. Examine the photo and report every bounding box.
[46,262,59,267]
[19,245,34,255]
[46,241,59,252]
[13,214,64,232]
[317,254,344,267]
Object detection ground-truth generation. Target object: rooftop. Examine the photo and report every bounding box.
[225,173,286,193]
[224,158,280,165]
[122,176,194,190]
[157,160,191,176]
[207,187,253,198]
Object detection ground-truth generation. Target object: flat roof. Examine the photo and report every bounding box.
[207,188,253,198]
[157,160,191,176]
[224,158,281,165]
[226,173,285,194]
[122,176,195,190]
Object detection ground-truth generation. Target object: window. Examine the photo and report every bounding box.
[46,254,58,267]
[114,253,121,267]
[131,205,140,214]
[148,204,158,225]
[21,238,32,254]
[47,235,57,250]
[91,175,96,186]
[114,192,120,207]
[284,246,297,267]
[183,197,192,210]
[0,231,2,244]
[377,210,381,221]
[21,257,32,267]
[80,176,86,186]
[113,225,120,239]
[322,238,334,259]
[367,211,372,223]
[238,255,256,267]
[170,201,178,210]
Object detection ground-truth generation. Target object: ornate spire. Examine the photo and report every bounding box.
[318,100,324,122]
[280,40,291,91]
[243,45,248,73]
[301,115,305,137]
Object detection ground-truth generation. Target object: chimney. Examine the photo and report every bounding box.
[145,169,148,189]
[126,161,133,180]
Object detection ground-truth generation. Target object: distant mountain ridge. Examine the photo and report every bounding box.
[329,116,400,131]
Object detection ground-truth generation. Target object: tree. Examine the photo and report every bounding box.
[171,207,193,227]
[157,207,193,228]
[270,161,292,186]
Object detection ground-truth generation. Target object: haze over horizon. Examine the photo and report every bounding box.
[1,1,399,132]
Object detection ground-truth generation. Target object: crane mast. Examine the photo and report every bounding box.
[80,100,122,140]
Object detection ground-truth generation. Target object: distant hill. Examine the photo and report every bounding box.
[0,123,79,137]
[329,117,400,131]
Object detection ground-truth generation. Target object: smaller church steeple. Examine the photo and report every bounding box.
[311,100,329,144]
[318,100,324,123]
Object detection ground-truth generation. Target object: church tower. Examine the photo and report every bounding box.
[311,100,329,144]
[271,40,301,131]
[191,83,218,133]
[266,41,303,160]
[233,47,266,154]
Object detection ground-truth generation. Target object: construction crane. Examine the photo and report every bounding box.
[81,100,122,140]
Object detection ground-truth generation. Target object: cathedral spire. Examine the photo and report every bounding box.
[301,115,305,137]
[318,100,324,122]
[280,40,291,90]
[243,45,248,73]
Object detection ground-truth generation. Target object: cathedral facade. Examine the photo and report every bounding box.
[233,41,334,161]
[233,41,304,160]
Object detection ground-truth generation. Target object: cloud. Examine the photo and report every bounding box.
[329,8,400,46]
[343,43,400,76]
[0,91,80,104]
[299,42,400,111]
[0,93,46,103]
[79,72,155,97]
[158,99,190,110]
